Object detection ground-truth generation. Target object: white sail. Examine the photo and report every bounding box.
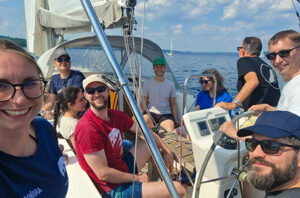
[24,0,136,56]
[168,37,173,56]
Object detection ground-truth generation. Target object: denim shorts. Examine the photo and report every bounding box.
[105,151,142,198]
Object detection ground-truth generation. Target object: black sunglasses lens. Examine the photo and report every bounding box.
[57,57,70,62]
[96,86,106,93]
[201,80,209,84]
[245,139,257,151]
[86,88,96,94]
[266,53,276,60]
[245,139,280,154]
[278,50,291,58]
[86,86,106,94]
[261,140,280,154]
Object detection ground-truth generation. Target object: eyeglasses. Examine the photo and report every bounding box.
[200,79,211,84]
[237,47,245,51]
[0,79,47,102]
[56,57,71,63]
[85,85,106,94]
[266,45,300,60]
[245,138,300,155]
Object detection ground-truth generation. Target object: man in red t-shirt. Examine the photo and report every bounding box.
[74,74,185,198]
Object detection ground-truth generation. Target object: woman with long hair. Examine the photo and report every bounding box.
[0,39,68,197]
[54,86,87,148]
[195,68,232,110]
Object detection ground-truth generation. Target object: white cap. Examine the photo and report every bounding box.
[83,74,109,90]
[54,48,70,59]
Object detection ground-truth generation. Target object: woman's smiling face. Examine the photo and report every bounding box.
[0,51,42,131]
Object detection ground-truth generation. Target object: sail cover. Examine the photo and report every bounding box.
[39,0,134,33]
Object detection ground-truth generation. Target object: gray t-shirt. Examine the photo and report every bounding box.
[142,78,176,114]
[265,187,300,198]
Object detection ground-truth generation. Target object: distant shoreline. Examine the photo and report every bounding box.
[0,35,26,47]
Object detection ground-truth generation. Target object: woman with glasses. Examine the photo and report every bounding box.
[54,86,87,148]
[0,39,68,197]
[195,68,232,111]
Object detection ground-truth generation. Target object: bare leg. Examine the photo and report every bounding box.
[129,138,151,172]
[143,114,154,130]
[160,119,175,132]
[142,181,185,198]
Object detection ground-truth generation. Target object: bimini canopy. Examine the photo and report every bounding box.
[37,35,180,89]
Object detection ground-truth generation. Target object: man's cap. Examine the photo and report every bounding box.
[237,111,300,139]
[83,74,109,90]
[54,48,70,59]
[153,57,166,66]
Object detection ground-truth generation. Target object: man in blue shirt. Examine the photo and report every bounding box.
[42,48,85,119]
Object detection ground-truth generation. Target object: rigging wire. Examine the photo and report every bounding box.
[291,0,300,27]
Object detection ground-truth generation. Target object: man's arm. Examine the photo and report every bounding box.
[84,149,149,183]
[216,72,259,110]
[170,97,179,125]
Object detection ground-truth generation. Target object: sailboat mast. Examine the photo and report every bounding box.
[80,0,179,197]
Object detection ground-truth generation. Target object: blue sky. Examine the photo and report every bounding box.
[1,0,300,52]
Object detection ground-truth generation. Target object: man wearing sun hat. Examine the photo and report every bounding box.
[74,74,185,197]
[141,57,179,133]
[237,110,300,197]
[42,48,85,119]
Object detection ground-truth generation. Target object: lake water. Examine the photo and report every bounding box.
[163,52,284,99]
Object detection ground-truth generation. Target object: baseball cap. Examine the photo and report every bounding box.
[82,74,110,90]
[237,111,300,139]
[153,57,166,66]
[54,48,70,59]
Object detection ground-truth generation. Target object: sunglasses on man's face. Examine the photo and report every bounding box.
[56,57,71,63]
[200,79,211,84]
[236,46,245,51]
[266,45,300,60]
[245,138,300,155]
[85,85,106,94]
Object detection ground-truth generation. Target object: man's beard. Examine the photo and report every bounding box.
[247,152,298,191]
[90,97,108,110]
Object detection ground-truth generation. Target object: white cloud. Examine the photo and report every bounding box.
[222,0,293,20]
[135,0,171,21]
[172,24,183,35]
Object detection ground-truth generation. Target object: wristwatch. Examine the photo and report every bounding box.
[233,98,242,106]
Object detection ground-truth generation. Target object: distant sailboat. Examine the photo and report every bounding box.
[167,37,173,56]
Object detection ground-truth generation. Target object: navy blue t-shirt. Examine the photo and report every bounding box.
[49,70,85,94]
[0,117,68,198]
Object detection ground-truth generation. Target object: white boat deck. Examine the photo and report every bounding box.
[58,138,102,198]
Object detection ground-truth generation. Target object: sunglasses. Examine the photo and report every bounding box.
[237,46,245,51]
[56,57,71,63]
[266,45,300,60]
[200,79,211,84]
[245,138,300,155]
[85,85,106,94]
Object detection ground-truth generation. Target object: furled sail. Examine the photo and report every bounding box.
[25,0,136,56]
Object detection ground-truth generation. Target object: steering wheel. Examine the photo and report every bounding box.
[194,110,262,198]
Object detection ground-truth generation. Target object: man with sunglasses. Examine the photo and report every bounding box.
[249,30,300,116]
[42,48,85,119]
[74,74,185,198]
[216,37,280,111]
[236,110,300,197]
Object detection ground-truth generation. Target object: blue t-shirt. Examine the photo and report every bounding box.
[0,117,68,198]
[195,90,232,110]
[49,70,85,94]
